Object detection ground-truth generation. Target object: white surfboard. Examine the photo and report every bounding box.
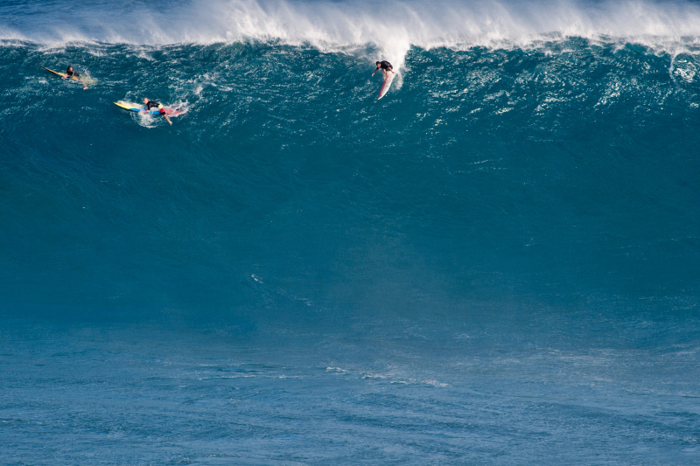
[377,73,395,100]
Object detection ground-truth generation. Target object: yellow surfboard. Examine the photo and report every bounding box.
[113,101,140,111]
[43,66,71,78]
[114,101,182,116]
[43,66,96,85]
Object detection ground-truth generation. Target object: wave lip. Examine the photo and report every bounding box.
[4,0,700,61]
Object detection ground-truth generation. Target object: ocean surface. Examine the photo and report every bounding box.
[2,0,700,464]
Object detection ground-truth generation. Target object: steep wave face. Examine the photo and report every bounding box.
[3,25,700,319]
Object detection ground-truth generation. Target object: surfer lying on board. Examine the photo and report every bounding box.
[65,66,88,90]
[372,61,395,78]
[142,98,172,125]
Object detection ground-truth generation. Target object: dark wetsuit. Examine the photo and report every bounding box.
[146,100,165,114]
[377,61,393,71]
[66,69,80,78]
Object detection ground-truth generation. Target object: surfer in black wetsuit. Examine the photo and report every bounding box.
[372,60,395,78]
[65,66,88,90]
[142,98,172,125]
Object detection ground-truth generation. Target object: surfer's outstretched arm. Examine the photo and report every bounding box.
[78,78,88,90]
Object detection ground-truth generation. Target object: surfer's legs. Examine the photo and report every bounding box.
[161,110,172,125]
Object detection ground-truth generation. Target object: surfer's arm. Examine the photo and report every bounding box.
[371,66,379,76]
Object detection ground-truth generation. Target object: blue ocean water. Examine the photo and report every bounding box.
[2,0,700,463]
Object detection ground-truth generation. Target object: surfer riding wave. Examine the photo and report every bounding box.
[372,61,395,79]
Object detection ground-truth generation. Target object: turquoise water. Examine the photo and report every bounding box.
[2,0,700,464]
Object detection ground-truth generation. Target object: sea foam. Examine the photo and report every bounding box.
[3,0,700,66]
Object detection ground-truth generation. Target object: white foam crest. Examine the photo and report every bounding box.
[5,0,700,62]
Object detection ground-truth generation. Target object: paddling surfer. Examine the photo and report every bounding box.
[65,66,88,90]
[142,98,172,125]
[372,60,395,79]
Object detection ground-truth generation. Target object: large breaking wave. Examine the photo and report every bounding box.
[2,0,700,320]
